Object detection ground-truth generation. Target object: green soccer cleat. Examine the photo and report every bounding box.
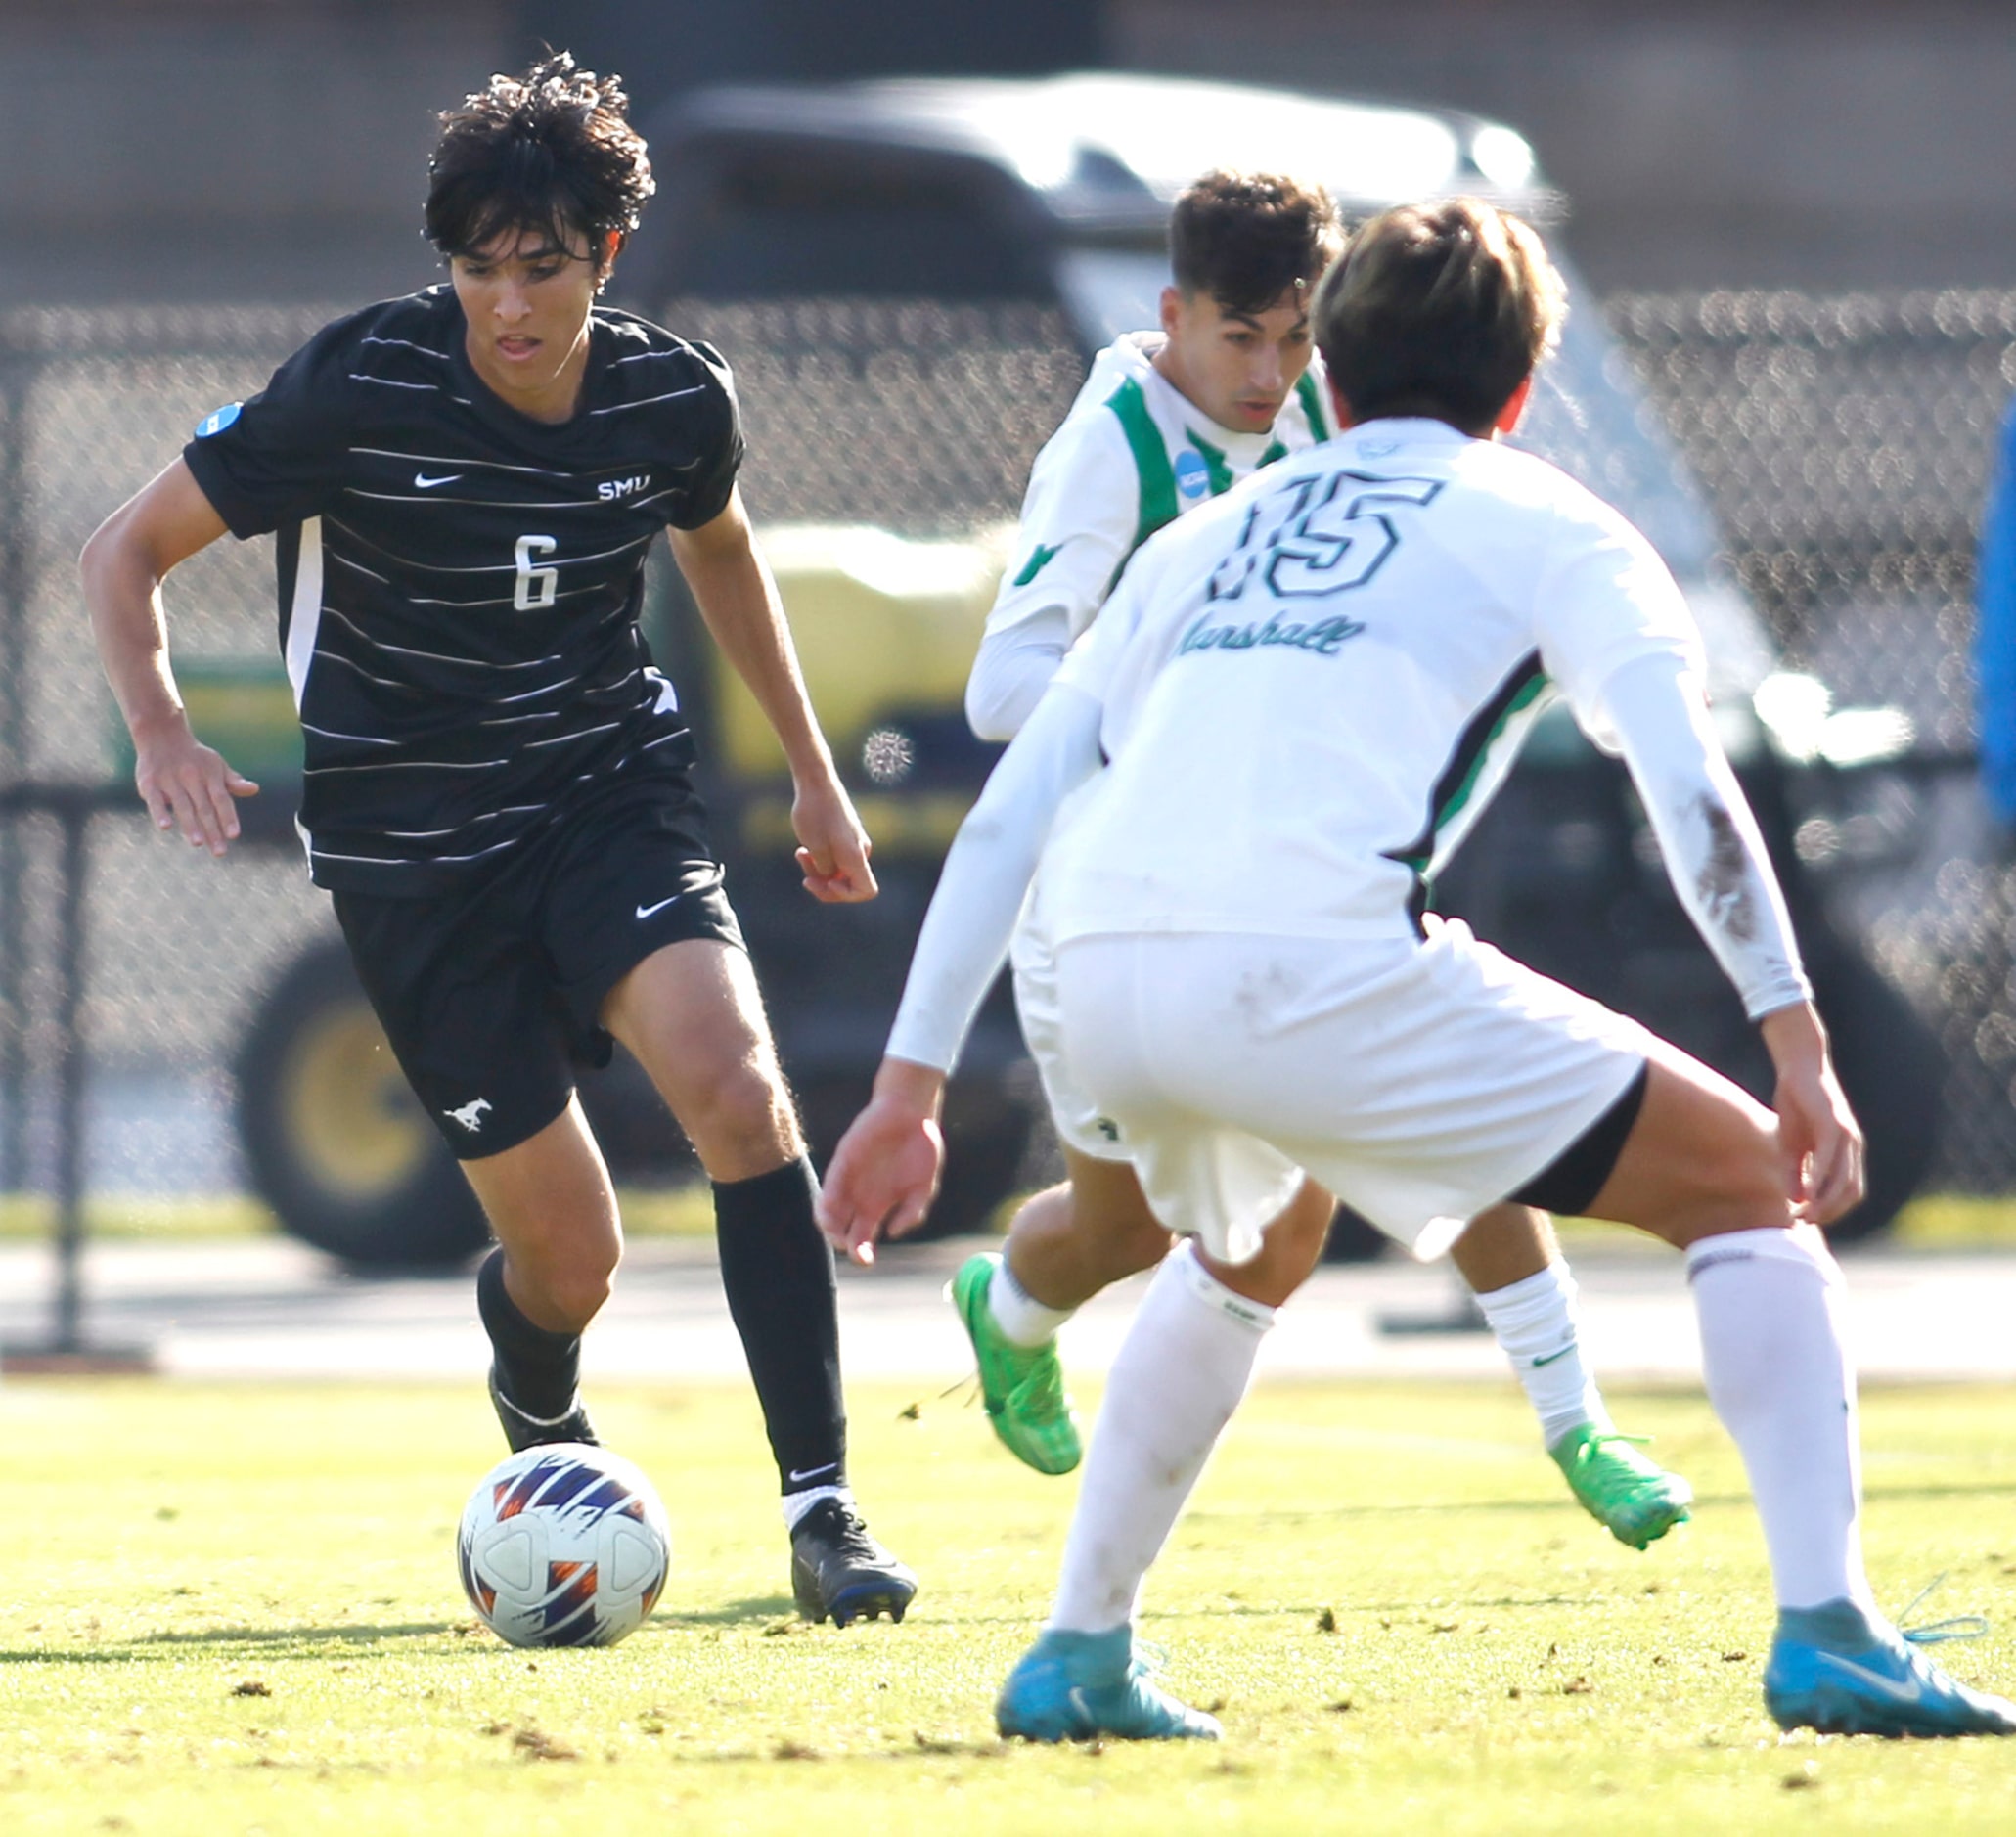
[949,1252,1083,1475]
[1548,1425,1693,1550]
[996,1626,1223,1742]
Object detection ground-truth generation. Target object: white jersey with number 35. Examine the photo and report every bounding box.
[1044,417,1707,945]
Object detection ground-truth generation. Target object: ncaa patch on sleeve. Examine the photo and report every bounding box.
[194,402,243,438]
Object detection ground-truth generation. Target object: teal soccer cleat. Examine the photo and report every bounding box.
[995,1626,1223,1742]
[1765,1599,2016,1737]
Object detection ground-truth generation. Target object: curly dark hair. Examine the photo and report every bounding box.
[1169,170,1343,317]
[425,52,654,273]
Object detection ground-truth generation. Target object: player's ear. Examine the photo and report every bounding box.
[1158,286,1185,339]
[1491,374,1535,437]
[1325,376,1357,432]
[596,229,625,291]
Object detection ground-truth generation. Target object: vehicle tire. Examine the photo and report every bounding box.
[235,941,490,1268]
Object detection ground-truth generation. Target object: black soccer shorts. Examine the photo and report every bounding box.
[332,770,745,1159]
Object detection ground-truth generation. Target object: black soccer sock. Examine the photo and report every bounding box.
[713,1157,848,1497]
[475,1247,583,1421]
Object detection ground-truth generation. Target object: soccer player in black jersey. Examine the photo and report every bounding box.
[80,54,915,1627]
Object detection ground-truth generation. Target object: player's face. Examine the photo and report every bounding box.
[450,225,608,423]
[1155,285,1315,434]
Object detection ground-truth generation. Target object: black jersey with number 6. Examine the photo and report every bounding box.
[182,286,743,897]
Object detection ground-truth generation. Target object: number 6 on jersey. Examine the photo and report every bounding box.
[515,533,560,610]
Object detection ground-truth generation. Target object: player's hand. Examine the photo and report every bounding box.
[791,770,877,903]
[133,716,258,859]
[814,1058,947,1266]
[1760,1003,1864,1225]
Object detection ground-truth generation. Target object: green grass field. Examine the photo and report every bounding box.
[3,1376,2014,1835]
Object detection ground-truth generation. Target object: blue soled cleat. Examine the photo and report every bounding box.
[1764,1598,2016,1737]
[996,1625,1222,1742]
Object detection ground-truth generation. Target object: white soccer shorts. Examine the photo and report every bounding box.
[1048,917,1656,1264]
[1010,887,1133,1165]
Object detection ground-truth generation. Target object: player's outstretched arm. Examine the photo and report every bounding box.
[79,458,257,857]
[669,489,876,903]
[817,1057,948,1266]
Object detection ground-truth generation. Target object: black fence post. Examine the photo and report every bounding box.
[51,801,88,1352]
[0,337,32,1197]
[0,784,153,1372]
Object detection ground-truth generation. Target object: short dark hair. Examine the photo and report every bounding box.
[1168,170,1343,318]
[426,52,654,273]
[1313,198,1565,434]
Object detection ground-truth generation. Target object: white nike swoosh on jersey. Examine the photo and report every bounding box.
[413,472,463,488]
[635,891,692,920]
[1812,1651,1925,1705]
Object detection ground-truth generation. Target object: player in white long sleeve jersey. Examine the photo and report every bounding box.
[825,200,2016,1744]
[953,171,1691,1553]
[963,322,1334,741]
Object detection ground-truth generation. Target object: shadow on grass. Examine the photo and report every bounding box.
[1187,1475,2016,1528]
[659,1594,796,1626]
[132,1619,469,1649]
[5,1598,890,1662]
[0,1620,476,1662]
[650,1736,1013,1766]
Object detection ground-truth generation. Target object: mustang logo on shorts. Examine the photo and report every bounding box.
[446,1098,494,1134]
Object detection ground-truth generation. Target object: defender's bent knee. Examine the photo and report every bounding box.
[1003,1157,1174,1312]
[1203,1178,1334,1309]
[1063,1150,1175,1272]
[1585,1054,1795,1249]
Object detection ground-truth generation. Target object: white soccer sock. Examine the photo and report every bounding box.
[990,1252,1077,1349]
[1048,1241,1275,1634]
[1471,1261,1611,1449]
[1687,1225,1874,1613]
[780,1484,853,1532]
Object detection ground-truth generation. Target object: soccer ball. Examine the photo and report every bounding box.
[457,1443,671,1648]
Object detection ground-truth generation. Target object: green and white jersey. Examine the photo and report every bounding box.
[964,331,1333,740]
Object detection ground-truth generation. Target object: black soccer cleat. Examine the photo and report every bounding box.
[487,1364,600,1453]
[789,1498,918,1627]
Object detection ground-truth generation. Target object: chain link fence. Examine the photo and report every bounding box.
[0,309,339,1198]
[668,298,1088,532]
[1610,290,2016,1190]
[2,290,2014,1207]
